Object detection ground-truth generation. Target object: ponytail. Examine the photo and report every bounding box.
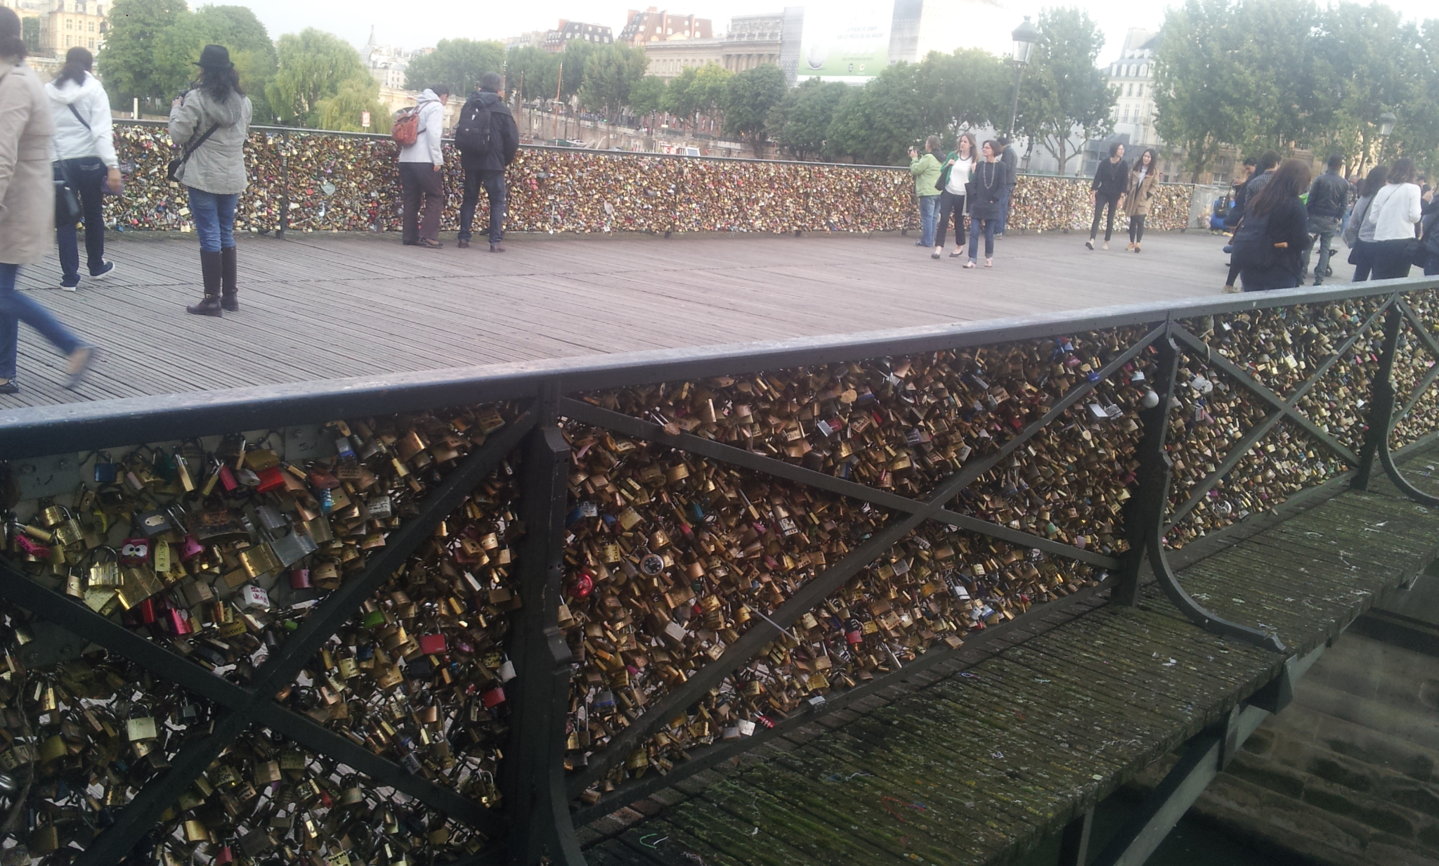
[54,46,92,88]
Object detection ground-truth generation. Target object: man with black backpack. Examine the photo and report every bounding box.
[455,72,520,252]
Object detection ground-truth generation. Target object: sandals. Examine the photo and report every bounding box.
[949,250,963,258]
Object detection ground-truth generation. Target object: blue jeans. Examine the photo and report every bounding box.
[187,187,239,252]
[459,169,507,244]
[917,195,940,247]
[968,216,996,261]
[0,263,84,380]
[54,157,108,280]
[995,186,1014,235]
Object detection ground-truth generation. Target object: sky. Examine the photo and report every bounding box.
[224,0,1434,64]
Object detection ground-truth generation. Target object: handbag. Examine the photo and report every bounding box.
[167,121,220,184]
[54,165,82,226]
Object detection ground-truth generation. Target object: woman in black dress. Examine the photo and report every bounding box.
[1234,158,1311,291]
[965,140,1009,269]
[1086,141,1128,250]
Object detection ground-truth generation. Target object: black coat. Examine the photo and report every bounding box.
[968,161,1010,220]
[1237,196,1308,291]
[457,90,520,173]
[1091,158,1129,200]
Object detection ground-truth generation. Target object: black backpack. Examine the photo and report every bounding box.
[454,98,494,155]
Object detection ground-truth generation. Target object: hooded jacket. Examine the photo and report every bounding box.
[46,71,117,168]
[0,59,54,265]
[168,83,251,195]
[457,90,519,173]
[399,89,447,166]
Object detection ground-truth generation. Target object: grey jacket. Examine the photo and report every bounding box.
[0,60,54,265]
[168,86,251,194]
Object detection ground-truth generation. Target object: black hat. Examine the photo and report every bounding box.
[195,44,232,70]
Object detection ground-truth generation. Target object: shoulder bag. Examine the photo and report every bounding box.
[167,121,221,184]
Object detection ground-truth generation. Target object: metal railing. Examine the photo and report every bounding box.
[1,277,1436,865]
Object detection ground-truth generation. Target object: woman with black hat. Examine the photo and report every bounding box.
[169,44,252,316]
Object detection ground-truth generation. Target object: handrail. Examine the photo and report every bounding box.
[2,274,1437,865]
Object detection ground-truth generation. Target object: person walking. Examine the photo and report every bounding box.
[964,140,1008,269]
[1124,148,1158,253]
[399,84,449,250]
[170,44,252,316]
[1222,150,1280,292]
[455,72,519,252]
[908,135,942,249]
[0,8,96,394]
[932,132,975,260]
[994,136,1018,237]
[1362,158,1422,281]
[1086,142,1128,250]
[1300,155,1348,286]
[1342,165,1387,282]
[46,47,121,291]
[1233,158,1311,292]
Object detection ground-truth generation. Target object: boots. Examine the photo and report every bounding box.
[220,246,239,311]
[186,250,223,316]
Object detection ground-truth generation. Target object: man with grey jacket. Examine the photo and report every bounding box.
[399,85,449,249]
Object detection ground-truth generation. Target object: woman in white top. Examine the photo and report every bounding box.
[933,132,976,260]
[1362,157,1421,280]
[47,47,121,291]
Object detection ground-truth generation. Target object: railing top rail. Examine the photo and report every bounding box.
[3,275,1435,459]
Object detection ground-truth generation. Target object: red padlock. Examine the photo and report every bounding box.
[255,465,285,493]
[481,683,506,708]
[118,537,151,565]
[418,634,446,655]
[289,567,311,590]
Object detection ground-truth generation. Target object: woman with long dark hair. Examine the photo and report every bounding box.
[933,132,976,260]
[965,140,1009,269]
[1124,148,1158,253]
[1086,141,1128,250]
[169,44,251,316]
[1342,165,1388,282]
[0,8,96,394]
[1233,158,1311,291]
[47,46,121,291]
[1362,157,1422,280]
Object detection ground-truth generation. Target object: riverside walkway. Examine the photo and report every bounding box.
[4,229,1238,408]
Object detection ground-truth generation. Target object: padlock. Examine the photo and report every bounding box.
[117,537,151,565]
[126,711,158,742]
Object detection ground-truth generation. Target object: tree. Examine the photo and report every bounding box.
[690,63,731,126]
[1013,7,1114,174]
[914,49,1010,140]
[98,0,190,108]
[722,65,786,153]
[267,29,370,128]
[577,44,648,120]
[316,75,389,133]
[507,45,562,104]
[825,62,927,165]
[628,75,667,117]
[559,40,600,101]
[152,6,278,122]
[770,78,849,161]
[1152,0,1256,181]
[404,39,505,94]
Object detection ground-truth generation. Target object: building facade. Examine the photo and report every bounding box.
[618,7,712,45]
[1105,28,1160,156]
[542,20,614,52]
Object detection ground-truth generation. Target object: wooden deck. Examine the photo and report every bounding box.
[580,469,1438,865]
[3,228,1243,410]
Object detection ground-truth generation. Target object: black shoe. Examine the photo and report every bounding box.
[457,239,471,249]
[402,240,419,246]
[221,295,239,312]
[489,243,507,253]
[1085,239,1094,250]
[0,379,18,395]
[417,239,444,249]
[186,296,223,317]
[89,260,116,278]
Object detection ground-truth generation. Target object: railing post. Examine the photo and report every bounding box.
[1352,303,1402,491]
[1114,321,1178,605]
[277,130,290,239]
[506,383,584,866]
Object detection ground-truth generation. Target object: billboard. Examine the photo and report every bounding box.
[797,5,894,84]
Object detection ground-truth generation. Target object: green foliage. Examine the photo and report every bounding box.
[825,63,928,165]
[1014,7,1114,173]
[577,45,648,120]
[628,75,667,117]
[403,39,505,95]
[21,17,40,54]
[266,29,371,129]
[315,75,389,133]
[97,0,190,108]
[722,65,786,150]
[560,40,600,100]
[152,6,277,122]
[770,78,850,161]
[507,46,561,103]
[665,64,731,130]
[914,49,1010,137]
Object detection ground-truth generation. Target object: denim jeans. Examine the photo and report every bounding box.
[968,216,996,260]
[1301,215,1341,282]
[0,263,84,380]
[917,195,940,247]
[994,186,1013,235]
[459,169,508,244]
[54,157,108,280]
[187,187,239,252]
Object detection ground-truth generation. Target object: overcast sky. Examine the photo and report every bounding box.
[223,0,1434,65]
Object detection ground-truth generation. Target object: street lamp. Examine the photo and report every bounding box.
[1008,16,1041,139]
[1377,111,1396,162]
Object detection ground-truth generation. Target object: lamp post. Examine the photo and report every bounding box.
[1008,16,1041,139]
[1377,111,1396,161]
